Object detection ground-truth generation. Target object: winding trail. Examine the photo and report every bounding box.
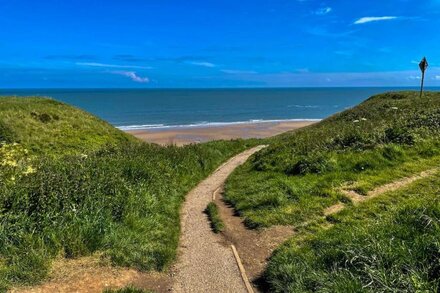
[173,146,266,293]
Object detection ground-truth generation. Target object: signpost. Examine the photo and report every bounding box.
[419,57,428,98]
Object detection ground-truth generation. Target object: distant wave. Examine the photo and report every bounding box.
[287,104,320,108]
[117,118,322,131]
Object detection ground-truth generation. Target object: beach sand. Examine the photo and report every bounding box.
[126,121,316,146]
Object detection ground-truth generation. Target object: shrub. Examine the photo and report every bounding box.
[384,127,414,145]
[0,121,15,143]
[286,154,335,176]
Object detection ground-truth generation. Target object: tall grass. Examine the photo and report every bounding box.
[225,91,440,228]
[0,97,258,290]
[265,173,440,292]
[205,202,225,233]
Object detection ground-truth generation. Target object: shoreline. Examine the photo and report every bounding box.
[117,118,321,131]
[126,120,317,146]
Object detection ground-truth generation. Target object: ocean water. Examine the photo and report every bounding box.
[0,88,427,130]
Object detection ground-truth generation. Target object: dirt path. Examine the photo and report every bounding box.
[11,255,172,293]
[215,190,294,284]
[324,168,439,216]
[172,146,266,293]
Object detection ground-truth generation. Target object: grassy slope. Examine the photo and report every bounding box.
[224,91,440,291]
[0,97,134,156]
[0,97,257,290]
[266,172,440,292]
[225,91,440,228]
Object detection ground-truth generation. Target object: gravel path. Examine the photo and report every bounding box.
[173,146,266,293]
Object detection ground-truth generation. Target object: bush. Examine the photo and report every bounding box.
[384,127,414,145]
[286,154,335,176]
[0,120,15,143]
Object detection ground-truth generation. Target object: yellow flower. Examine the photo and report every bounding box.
[23,165,36,175]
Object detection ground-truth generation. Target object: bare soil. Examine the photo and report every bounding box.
[215,192,294,284]
[11,255,172,293]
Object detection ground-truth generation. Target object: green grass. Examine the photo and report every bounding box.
[205,202,225,233]
[225,91,440,228]
[223,91,440,291]
[265,171,440,292]
[0,96,259,291]
[0,97,134,156]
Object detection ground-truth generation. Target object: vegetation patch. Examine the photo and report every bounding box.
[225,91,440,228]
[265,172,440,292]
[205,202,225,233]
[0,96,258,291]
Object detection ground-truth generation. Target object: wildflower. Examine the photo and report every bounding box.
[23,165,36,175]
[353,120,360,123]
[391,107,399,110]
[361,118,367,121]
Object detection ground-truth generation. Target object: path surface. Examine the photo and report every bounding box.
[173,146,266,293]
[324,168,439,216]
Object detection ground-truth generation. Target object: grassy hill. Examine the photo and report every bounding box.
[0,97,134,156]
[2,92,439,292]
[0,96,257,291]
[224,91,440,291]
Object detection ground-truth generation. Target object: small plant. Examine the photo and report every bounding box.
[205,202,225,233]
[384,127,414,145]
[0,120,15,143]
[286,154,335,176]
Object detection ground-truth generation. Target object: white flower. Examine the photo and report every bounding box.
[391,107,398,110]
[353,120,360,123]
[361,118,367,121]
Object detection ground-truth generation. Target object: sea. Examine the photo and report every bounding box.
[0,88,431,130]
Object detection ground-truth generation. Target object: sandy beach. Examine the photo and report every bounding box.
[126,120,317,145]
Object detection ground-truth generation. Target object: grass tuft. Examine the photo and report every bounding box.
[205,202,225,233]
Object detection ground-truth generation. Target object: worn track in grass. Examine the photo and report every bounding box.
[172,146,266,293]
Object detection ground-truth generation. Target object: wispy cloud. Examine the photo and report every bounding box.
[354,16,398,25]
[77,62,152,69]
[221,69,257,74]
[435,76,440,80]
[315,7,332,15]
[110,71,149,83]
[45,54,97,61]
[187,61,216,68]
[408,75,421,80]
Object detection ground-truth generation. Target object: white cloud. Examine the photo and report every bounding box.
[315,7,332,15]
[408,75,421,80]
[187,61,216,68]
[77,62,152,69]
[354,16,398,25]
[435,76,440,80]
[221,69,257,74]
[110,71,149,83]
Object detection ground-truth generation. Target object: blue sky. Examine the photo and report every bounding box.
[1,0,440,88]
